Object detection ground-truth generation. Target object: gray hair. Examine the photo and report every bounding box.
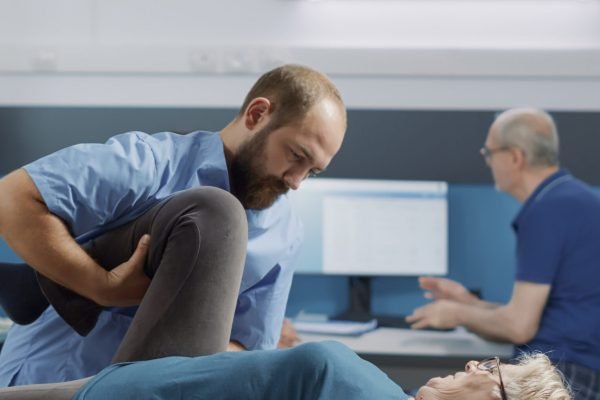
[504,352,572,400]
[493,108,560,167]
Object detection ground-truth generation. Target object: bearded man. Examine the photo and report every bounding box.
[0,64,347,386]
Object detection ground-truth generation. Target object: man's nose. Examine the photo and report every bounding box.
[284,171,304,191]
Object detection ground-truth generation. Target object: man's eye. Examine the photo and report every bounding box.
[307,170,319,178]
[290,150,302,161]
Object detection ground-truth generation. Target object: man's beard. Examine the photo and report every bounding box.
[230,128,289,210]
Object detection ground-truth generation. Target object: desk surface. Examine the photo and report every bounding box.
[0,318,511,359]
[299,327,514,359]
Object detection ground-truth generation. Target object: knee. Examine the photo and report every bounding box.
[175,187,247,233]
[292,341,354,373]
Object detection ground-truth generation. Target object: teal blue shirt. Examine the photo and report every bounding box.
[74,341,408,400]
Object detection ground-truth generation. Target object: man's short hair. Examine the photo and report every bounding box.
[494,108,560,167]
[238,64,345,130]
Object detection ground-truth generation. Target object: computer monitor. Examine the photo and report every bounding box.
[287,178,448,323]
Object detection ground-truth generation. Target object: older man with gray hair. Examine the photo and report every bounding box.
[407,108,600,400]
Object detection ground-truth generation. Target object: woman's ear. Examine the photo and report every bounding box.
[489,387,504,400]
[243,97,272,130]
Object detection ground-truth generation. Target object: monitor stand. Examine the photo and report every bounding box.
[332,276,410,328]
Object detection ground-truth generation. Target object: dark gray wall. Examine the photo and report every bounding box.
[1,107,599,184]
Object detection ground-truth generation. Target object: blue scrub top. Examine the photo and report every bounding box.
[512,169,600,371]
[0,131,303,386]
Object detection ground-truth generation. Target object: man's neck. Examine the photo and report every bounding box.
[514,165,560,203]
[219,120,239,169]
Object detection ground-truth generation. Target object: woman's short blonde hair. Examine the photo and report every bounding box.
[505,353,572,400]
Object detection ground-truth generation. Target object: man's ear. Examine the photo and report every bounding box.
[511,147,527,170]
[243,97,272,130]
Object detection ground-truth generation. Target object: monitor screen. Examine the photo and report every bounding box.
[288,178,448,276]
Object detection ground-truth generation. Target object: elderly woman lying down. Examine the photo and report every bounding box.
[0,340,571,400]
[0,221,571,400]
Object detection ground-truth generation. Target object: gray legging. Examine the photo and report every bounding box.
[0,187,248,399]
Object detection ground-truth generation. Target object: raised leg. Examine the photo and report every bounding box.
[38,187,247,358]
[0,187,248,400]
[111,188,248,361]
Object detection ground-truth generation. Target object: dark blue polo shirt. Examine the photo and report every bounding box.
[513,169,600,371]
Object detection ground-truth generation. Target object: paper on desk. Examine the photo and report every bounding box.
[294,319,378,336]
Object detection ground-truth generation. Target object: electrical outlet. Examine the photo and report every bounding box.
[222,50,258,74]
[189,49,219,73]
[32,49,58,72]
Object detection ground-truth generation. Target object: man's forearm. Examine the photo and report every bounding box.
[464,282,550,344]
[6,213,109,304]
[0,169,108,304]
[457,303,529,343]
[471,297,500,310]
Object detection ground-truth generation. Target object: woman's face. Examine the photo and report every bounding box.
[415,359,517,400]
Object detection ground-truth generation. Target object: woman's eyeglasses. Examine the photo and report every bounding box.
[477,356,508,400]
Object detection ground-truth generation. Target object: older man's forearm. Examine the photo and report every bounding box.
[457,304,536,344]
